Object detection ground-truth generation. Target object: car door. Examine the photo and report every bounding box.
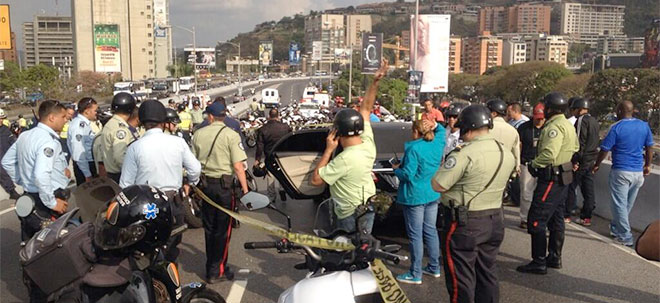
[265,122,412,201]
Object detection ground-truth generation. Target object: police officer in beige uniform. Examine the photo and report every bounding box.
[192,102,249,283]
[517,92,579,275]
[432,104,516,303]
[97,93,137,183]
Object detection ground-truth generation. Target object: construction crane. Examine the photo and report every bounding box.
[383,35,410,68]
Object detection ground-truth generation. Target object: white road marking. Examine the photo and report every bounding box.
[567,222,660,270]
[0,206,15,216]
[225,278,248,303]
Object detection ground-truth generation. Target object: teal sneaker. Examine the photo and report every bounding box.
[395,272,422,285]
[422,265,441,278]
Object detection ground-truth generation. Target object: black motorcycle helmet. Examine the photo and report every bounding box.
[165,108,181,124]
[333,108,364,137]
[177,103,186,112]
[543,92,568,118]
[112,92,137,114]
[569,97,589,110]
[138,100,167,124]
[455,104,493,136]
[168,99,175,105]
[445,102,469,117]
[486,99,507,116]
[93,185,173,254]
[192,99,201,106]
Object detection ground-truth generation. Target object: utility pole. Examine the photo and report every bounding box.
[192,26,198,96]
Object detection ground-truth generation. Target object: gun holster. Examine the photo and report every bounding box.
[558,162,574,186]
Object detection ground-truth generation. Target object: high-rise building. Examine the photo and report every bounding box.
[449,37,461,74]
[346,15,372,48]
[72,0,172,80]
[507,3,551,34]
[22,16,74,69]
[0,32,18,63]
[461,31,502,75]
[525,34,568,66]
[561,3,625,47]
[479,4,551,35]
[304,14,372,71]
[502,38,527,66]
[478,7,508,34]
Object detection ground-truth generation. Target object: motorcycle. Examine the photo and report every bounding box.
[239,193,407,303]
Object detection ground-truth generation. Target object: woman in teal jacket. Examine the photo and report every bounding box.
[393,119,446,284]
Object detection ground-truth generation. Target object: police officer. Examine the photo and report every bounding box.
[168,99,176,110]
[67,97,99,185]
[487,98,521,170]
[432,104,516,303]
[443,102,468,157]
[517,92,579,275]
[120,100,201,262]
[60,105,76,164]
[0,110,19,199]
[255,108,292,201]
[177,103,192,142]
[1,100,71,241]
[190,99,204,128]
[165,108,184,136]
[97,92,137,183]
[191,102,249,283]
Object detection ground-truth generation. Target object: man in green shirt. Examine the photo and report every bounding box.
[311,60,388,234]
[190,99,205,127]
[432,104,516,303]
[517,92,579,275]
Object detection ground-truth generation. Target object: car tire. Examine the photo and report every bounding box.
[246,136,257,148]
[183,196,204,229]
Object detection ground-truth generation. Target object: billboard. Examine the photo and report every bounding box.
[153,0,167,38]
[410,14,451,93]
[259,41,273,66]
[184,47,216,69]
[289,42,301,65]
[361,33,383,74]
[0,5,12,50]
[312,41,323,61]
[94,24,121,73]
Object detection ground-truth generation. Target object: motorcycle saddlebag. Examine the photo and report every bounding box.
[19,208,96,295]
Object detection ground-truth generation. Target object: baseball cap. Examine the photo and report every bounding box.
[533,103,545,119]
[204,102,226,116]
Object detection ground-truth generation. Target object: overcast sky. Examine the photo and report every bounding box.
[6,0,380,50]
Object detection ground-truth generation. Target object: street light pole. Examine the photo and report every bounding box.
[192,26,198,96]
[219,41,242,95]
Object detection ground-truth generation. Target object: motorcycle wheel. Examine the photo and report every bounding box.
[246,136,257,148]
[188,288,226,303]
[183,196,204,229]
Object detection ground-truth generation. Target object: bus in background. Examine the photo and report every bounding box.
[179,76,195,91]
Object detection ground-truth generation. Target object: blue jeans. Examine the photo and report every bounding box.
[608,169,645,245]
[335,209,375,234]
[402,202,441,279]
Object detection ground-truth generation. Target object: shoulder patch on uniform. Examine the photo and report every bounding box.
[239,142,245,150]
[79,122,86,128]
[44,147,54,158]
[548,129,558,138]
[75,134,82,141]
[116,130,127,140]
[444,156,457,169]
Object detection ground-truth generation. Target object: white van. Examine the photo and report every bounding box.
[261,88,280,107]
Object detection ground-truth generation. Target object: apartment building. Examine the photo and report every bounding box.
[461,31,502,75]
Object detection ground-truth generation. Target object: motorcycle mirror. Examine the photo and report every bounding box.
[240,191,270,210]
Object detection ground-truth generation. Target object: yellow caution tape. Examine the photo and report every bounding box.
[193,187,355,251]
[371,259,411,303]
[194,186,411,303]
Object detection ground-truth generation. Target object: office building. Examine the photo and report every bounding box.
[346,15,372,48]
[561,3,625,46]
[461,31,502,75]
[525,34,568,66]
[478,6,508,34]
[0,32,18,63]
[449,36,461,73]
[22,16,74,69]
[597,35,645,54]
[304,14,372,70]
[72,0,172,80]
[502,38,527,66]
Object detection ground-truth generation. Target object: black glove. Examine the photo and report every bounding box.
[528,165,539,178]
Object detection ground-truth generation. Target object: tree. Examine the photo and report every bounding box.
[23,64,59,94]
[553,73,592,98]
[0,61,25,97]
[167,63,193,77]
[479,61,572,103]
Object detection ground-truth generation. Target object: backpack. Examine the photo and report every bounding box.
[20,208,97,297]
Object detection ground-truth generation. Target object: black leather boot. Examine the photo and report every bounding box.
[547,231,565,269]
[517,233,548,275]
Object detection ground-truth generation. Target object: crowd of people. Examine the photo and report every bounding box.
[0,56,656,302]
